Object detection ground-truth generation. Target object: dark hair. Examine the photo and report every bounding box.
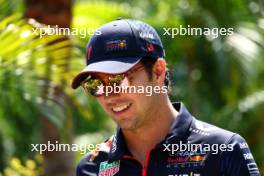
[140,57,171,91]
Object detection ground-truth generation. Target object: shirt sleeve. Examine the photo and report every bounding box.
[76,154,97,176]
[220,134,261,176]
[76,162,82,176]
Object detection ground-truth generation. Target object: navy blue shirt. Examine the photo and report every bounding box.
[76,102,260,176]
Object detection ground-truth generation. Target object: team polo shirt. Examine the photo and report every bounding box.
[76,102,260,176]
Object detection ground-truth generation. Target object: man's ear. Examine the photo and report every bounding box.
[153,58,166,85]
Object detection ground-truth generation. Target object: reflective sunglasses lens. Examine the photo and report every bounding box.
[82,78,103,96]
[92,84,105,96]
[109,74,126,86]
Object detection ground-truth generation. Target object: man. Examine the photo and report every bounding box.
[72,18,260,176]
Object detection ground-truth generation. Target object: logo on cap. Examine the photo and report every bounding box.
[106,39,128,52]
[139,32,154,40]
[146,43,154,52]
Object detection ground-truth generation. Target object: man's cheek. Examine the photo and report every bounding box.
[134,96,147,111]
[96,99,110,113]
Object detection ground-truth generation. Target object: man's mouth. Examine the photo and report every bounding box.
[111,103,132,113]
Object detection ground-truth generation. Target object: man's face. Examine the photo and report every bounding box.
[94,59,166,131]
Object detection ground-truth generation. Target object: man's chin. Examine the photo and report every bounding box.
[118,121,136,131]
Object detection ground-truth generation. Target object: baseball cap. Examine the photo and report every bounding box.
[72,18,165,89]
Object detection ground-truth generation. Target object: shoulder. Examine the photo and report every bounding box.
[76,136,114,176]
[188,118,238,145]
[187,118,254,153]
[188,118,260,175]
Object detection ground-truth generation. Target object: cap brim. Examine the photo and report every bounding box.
[71,57,141,89]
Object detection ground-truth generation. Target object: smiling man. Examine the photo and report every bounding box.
[72,18,260,176]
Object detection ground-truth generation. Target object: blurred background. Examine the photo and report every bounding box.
[0,0,263,175]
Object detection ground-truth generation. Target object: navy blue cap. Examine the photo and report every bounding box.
[72,18,165,89]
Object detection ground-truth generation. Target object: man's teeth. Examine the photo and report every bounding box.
[112,103,131,112]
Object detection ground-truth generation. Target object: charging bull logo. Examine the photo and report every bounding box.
[106,39,128,52]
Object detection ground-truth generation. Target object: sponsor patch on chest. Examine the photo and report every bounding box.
[99,160,120,176]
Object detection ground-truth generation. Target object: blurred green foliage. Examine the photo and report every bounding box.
[1,156,43,176]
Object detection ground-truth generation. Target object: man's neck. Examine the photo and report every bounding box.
[122,97,178,164]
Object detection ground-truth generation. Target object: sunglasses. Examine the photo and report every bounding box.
[81,64,145,97]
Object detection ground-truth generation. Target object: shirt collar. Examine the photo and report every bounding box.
[108,102,194,161]
[108,127,129,161]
